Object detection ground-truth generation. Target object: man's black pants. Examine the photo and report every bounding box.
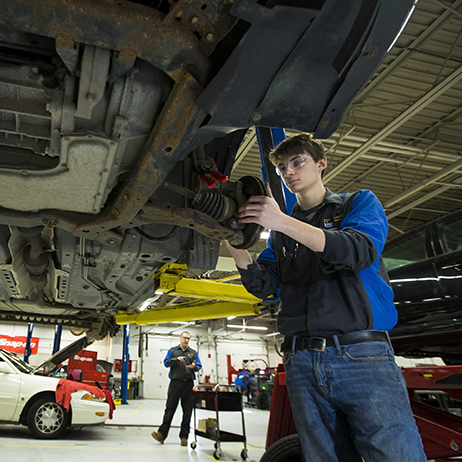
[159,379,194,439]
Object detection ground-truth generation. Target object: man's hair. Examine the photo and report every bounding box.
[180,331,191,338]
[269,132,326,166]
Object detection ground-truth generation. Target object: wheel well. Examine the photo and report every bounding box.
[19,391,72,425]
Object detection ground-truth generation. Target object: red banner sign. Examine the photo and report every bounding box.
[0,335,39,354]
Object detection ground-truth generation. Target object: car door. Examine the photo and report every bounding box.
[0,356,21,421]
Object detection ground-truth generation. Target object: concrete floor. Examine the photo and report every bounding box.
[0,399,269,462]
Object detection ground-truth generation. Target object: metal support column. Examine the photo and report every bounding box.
[52,325,63,355]
[121,324,130,404]
[255,126,296,215]
[24,322,34,364]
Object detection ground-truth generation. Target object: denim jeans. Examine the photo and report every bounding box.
[284,338,427,462]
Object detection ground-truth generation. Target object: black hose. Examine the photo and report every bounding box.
[133,225,179,242]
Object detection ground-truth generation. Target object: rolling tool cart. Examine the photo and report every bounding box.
[191,384,248,460]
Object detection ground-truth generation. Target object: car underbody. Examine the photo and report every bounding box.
[0,0,416,339]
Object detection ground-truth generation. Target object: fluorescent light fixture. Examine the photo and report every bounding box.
[227,324,268,331]
[264,332,280,337]
[175,322,190,325]
[227,315,236,320]
[260,230,270,240]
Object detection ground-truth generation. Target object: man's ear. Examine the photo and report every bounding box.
[317,156,327,174]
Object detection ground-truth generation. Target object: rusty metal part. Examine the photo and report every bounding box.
[112,199,244,246]
[0,0,213,84]
[75,69,208,236]
[166,0,238,56]
[163,181,197,199]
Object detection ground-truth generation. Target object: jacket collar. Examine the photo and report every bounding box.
[293,188,342,217]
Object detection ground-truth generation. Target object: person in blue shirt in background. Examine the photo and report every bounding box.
[225,133,426,462]
[152,331,202,446]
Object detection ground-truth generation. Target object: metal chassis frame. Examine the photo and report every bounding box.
[0,0,244,246]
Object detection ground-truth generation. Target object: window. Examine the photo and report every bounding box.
[383,229,427,271]
[437,216,462,254]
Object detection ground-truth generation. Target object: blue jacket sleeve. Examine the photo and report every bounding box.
[164,348,173,367]
[237,231,278,299]
[193,352,202,372]
[318,191,386,272]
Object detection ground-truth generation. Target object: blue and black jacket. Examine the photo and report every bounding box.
[238,189,396,338]
[164,345,202,381]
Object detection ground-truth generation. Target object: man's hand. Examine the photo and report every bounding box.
[238,183,287,231]
[177,356,186,362]
[186,361,196,369]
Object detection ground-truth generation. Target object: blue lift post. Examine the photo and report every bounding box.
[121,324,130,404]
[52,325,63,355]
[24,322,34,364]
[255,127,296,215]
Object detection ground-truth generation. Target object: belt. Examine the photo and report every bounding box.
[281,330,390,353]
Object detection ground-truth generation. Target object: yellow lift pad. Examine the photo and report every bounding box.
[115,263,265,326]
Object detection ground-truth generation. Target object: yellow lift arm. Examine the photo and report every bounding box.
[115,263,266,326]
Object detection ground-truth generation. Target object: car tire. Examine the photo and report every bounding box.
[27,397,70,439]
[260,434,302,462]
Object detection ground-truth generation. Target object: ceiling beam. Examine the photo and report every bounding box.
[431,0,462,19]
[384,157,462,208]
[387,185,453,220]
[324,65,462,183]
[355,0,462,104]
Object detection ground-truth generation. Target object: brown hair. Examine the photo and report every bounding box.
[269,132,326,166]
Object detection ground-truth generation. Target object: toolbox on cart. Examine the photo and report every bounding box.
[191,384,248,460]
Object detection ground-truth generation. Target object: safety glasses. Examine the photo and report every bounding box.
[275,155,312,176]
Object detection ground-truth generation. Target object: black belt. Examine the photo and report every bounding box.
[281,330,390,353]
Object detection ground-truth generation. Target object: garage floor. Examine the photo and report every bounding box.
[0,399,269,462]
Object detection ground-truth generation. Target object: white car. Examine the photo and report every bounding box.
[0,341,111,439]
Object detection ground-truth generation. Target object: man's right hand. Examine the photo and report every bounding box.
[177,356,186,362]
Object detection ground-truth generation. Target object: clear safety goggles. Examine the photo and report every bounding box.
[275,155,312,176]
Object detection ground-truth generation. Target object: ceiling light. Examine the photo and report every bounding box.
[264,332,280,337]
[260,231,270,240]
[227,325,268,331]
[227,315,236,320]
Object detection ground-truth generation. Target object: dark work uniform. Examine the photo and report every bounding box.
[158,345,202,440]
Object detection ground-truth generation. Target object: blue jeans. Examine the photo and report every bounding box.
[284,338,427,462]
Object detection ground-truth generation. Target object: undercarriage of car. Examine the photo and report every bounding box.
[0,0,416,339]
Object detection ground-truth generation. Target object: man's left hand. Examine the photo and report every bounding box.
[186,361,196,369]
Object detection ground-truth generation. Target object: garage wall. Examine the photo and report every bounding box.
[110,324,282,400]
[0,322,112,367]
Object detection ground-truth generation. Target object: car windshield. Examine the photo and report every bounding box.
[1,349,34,374]
[383,229,428,271]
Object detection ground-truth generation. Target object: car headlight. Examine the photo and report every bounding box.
[82,393,105,402]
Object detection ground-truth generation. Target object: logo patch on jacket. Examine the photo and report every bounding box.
[324,215,343,229]
[323,217,335,229]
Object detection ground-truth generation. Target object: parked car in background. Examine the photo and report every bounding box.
[384,208,462,365]
[0,338,111,438]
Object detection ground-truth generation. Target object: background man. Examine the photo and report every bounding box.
[225,133,426,462]
[152,331,202,446]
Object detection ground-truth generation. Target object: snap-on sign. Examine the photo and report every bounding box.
[0,335,39,354]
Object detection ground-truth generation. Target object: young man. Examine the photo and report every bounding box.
[152,331,202,446]
[225,133,426,462]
